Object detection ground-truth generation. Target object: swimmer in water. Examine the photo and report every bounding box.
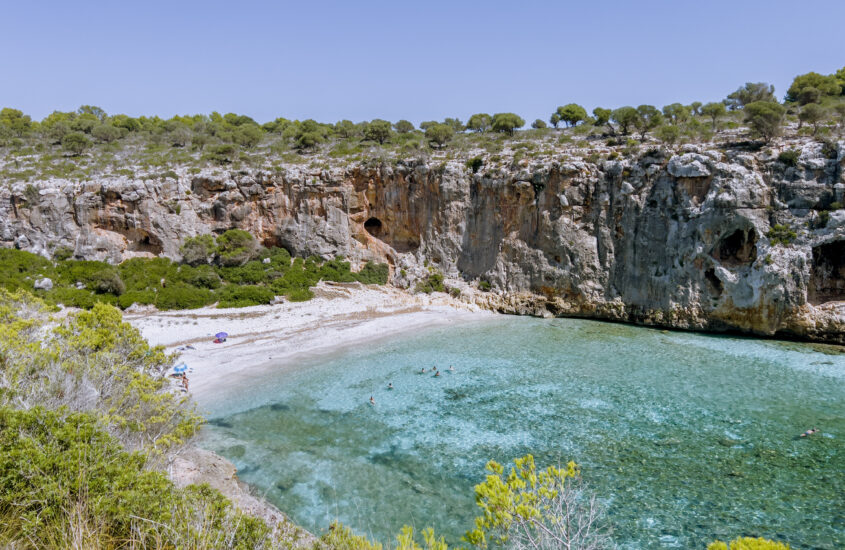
[388,382,394,390]
[448,365,455,372]
[369,396,375,405]
[420,367,426,374]
[434,370,440,377]
[800,427,819,437]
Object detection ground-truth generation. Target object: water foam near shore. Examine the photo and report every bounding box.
[199,316,844,549]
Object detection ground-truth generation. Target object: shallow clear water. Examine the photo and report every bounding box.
[200,317,845,549]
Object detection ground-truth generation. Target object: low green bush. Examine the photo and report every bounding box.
[118,257,177,291]
[44,287,117,308]
[217,260,269,284]
[155,284,214,310]
[415,268,445,294]
[777,149,800,167]
[216,285,274,308]
[178,264,222,289]
[118,289,156,309]
[355,261,389,284]
[180,234,217,266]
[766,224,797,246]
[0,248,54,291]
[216,229,258,266]
[286,287,314,302]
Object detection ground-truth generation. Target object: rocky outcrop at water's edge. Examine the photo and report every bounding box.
[2,139,844,343]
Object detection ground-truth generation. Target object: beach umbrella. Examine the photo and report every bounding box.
[173,363,188,374]
[215,332,228,339]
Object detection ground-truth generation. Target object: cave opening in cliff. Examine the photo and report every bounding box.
[808,240,845,304]
[364,217,384,238]
[704,267,723,297]
[713,228,757,267]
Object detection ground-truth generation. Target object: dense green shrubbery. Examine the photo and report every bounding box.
[766,224,798,245]
[155,283,215,310]
[0,407,275,548]
[216,284,275,308]
[0,232,388,311]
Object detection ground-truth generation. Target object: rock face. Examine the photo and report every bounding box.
[2,140,844,343]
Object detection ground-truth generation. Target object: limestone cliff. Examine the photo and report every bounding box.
[2,139,844,343]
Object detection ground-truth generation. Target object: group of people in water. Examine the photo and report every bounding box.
[369,365,456,405]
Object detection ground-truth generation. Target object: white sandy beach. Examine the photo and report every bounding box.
[125,282,495,409]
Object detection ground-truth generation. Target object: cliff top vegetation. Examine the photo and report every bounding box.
[1,67,844,185]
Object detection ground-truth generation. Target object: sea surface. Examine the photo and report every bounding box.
[200,316,845,549]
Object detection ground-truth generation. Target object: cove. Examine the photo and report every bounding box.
[199,317,844,549]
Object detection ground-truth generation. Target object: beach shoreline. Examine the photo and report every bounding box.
[125,282,496,411]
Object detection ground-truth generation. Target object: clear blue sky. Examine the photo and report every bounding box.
[3,1,843,125]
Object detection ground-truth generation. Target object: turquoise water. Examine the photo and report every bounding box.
[200,317,845,549]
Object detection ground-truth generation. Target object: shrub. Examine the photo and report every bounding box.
[216,285,274,308]
[708,537,790,550]
[118,257,176,291]
[215,229,258,266]
[744,101,786,142]
[217,260,268,284]
[286,287,314,302]
[766,224,797,246]
[319,257,357,283]
[478,280,491,291]
[777,149,800,167]
[465,455,612,550]
[61,131,90,155]
[118,289,156,309]
[180,234,217,266]
[363,119,393,144]
[355,261,389,285]
[44,287,98,308]
[203,144,237,164]
[415,268,445,294]
[0,406,272,548]
[89,268,125,295]
[179,264,222,289]
[0,248,54,291]
[51,246,74,261]
[467,156,484,173]
[155,284,214,310]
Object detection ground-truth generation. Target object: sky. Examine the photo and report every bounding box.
[2,0,844,125]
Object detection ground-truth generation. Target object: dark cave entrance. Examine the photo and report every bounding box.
[364,217,384,238]
[712,228,757,267]
[808,240,845,304]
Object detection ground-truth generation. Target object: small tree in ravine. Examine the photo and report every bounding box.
[798,103,826,135]
[491,113,525,135]
[364,119,393,144]
[466,113,492,133]
[425,123,454,149]
[744,101,786,142]
[701,101,727,131]
[61,131,91,155]
[610,106,638,135]
[394,119,415,134]
[556,103,588,127]
[531,119,547,129]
